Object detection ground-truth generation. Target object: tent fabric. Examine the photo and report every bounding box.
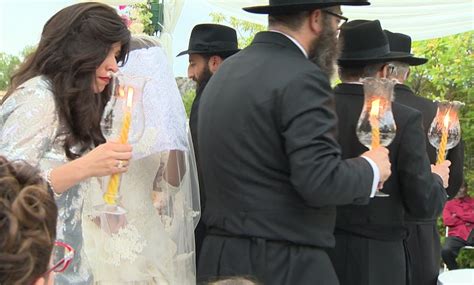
[160,0,185,64]
[206,0,474,41]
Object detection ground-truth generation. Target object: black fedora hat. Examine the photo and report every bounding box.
[177,24,239,57]
[244,0,370,14]
[338,20,412,66]
[384,30,428,66]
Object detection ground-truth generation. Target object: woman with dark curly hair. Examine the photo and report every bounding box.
[0,2,131,283]
[0,156,58,285]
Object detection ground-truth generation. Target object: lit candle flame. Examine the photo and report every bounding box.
[437,110,450,164]
[126,87,134,108]
[443,110,450,129]
[104,86,133,205]
[370,99,381,149]
[370,99,380,117]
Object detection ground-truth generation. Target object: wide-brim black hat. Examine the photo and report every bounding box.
[244,0,370,14]
[384,30,428,66]
[177,24,240,57]
[338,20,413,66]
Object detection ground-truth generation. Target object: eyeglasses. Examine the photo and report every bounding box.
[322,10,348,28]
[44,241,75,275]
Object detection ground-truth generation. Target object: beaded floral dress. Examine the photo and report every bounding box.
[0,75,94,284]
[0,46,200,285]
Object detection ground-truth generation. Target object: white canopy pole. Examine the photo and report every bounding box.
[160,0,185,65]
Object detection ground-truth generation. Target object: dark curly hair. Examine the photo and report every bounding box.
[3,2,131,159]
[0,156,57,284]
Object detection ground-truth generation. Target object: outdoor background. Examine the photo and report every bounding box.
[0,0,473,268]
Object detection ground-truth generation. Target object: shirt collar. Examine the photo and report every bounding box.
[269,30,308,58]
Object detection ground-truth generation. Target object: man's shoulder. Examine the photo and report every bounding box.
[228,46,327,86]
[392,101,423,128]
[395,85,436,107]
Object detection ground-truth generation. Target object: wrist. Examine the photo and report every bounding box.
[44,169,62,197]
[70,157,91,180]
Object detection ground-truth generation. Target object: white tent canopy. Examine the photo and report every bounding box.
[206,0,474,41]
[80,0,472,71]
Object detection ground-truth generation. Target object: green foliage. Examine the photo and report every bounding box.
[210,12,265,48]
[131,2,154,35]
[20,45,36,59]
[408,32,474,269]
[0,45,36,91]
[407,31,474,194]
[408,32,473,102]
[0,53,20,90]
[182,89,196,118]
[456,246,474,268]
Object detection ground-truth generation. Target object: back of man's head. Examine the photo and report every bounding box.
[385,61,410,83]
[338,63,384,82]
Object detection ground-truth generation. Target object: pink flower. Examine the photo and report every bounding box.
[120,15,132,28]
[119,5,127,10]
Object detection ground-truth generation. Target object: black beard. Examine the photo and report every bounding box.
[195,66,213,97]
[308,17,341,78]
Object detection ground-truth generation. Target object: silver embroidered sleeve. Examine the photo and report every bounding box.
[0,82,58,166]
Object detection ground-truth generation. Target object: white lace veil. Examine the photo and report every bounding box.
[91,36,200,284]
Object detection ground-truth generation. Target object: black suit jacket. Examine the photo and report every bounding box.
[189,88,207,263]
[333,83,447,240]
[395,84,464,200]
[197,32,375,248]
[393,84,465,285]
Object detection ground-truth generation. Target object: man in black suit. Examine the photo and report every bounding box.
[328,20,451,285]
[383,30,464,285]
[196,1,393,284]
[177,24,240,262]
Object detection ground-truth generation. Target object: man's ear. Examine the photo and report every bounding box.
[308,9,324,36]
[208,55,224,74]
[404,68,410,81]
[380,64,390,78]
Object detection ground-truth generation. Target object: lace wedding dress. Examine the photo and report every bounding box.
[82,153,196,284]
[81,45,200,284]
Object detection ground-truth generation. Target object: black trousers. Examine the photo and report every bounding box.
[194,221,206,267]
[328,233,407,285]
[198,233,339,285]
[405,222,440,285]
[441,236,474,270]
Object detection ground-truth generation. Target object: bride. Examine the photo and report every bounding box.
[81,35,200,284]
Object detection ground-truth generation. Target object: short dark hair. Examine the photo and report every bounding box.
[268,10,312,30]
[338,63,385,82]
